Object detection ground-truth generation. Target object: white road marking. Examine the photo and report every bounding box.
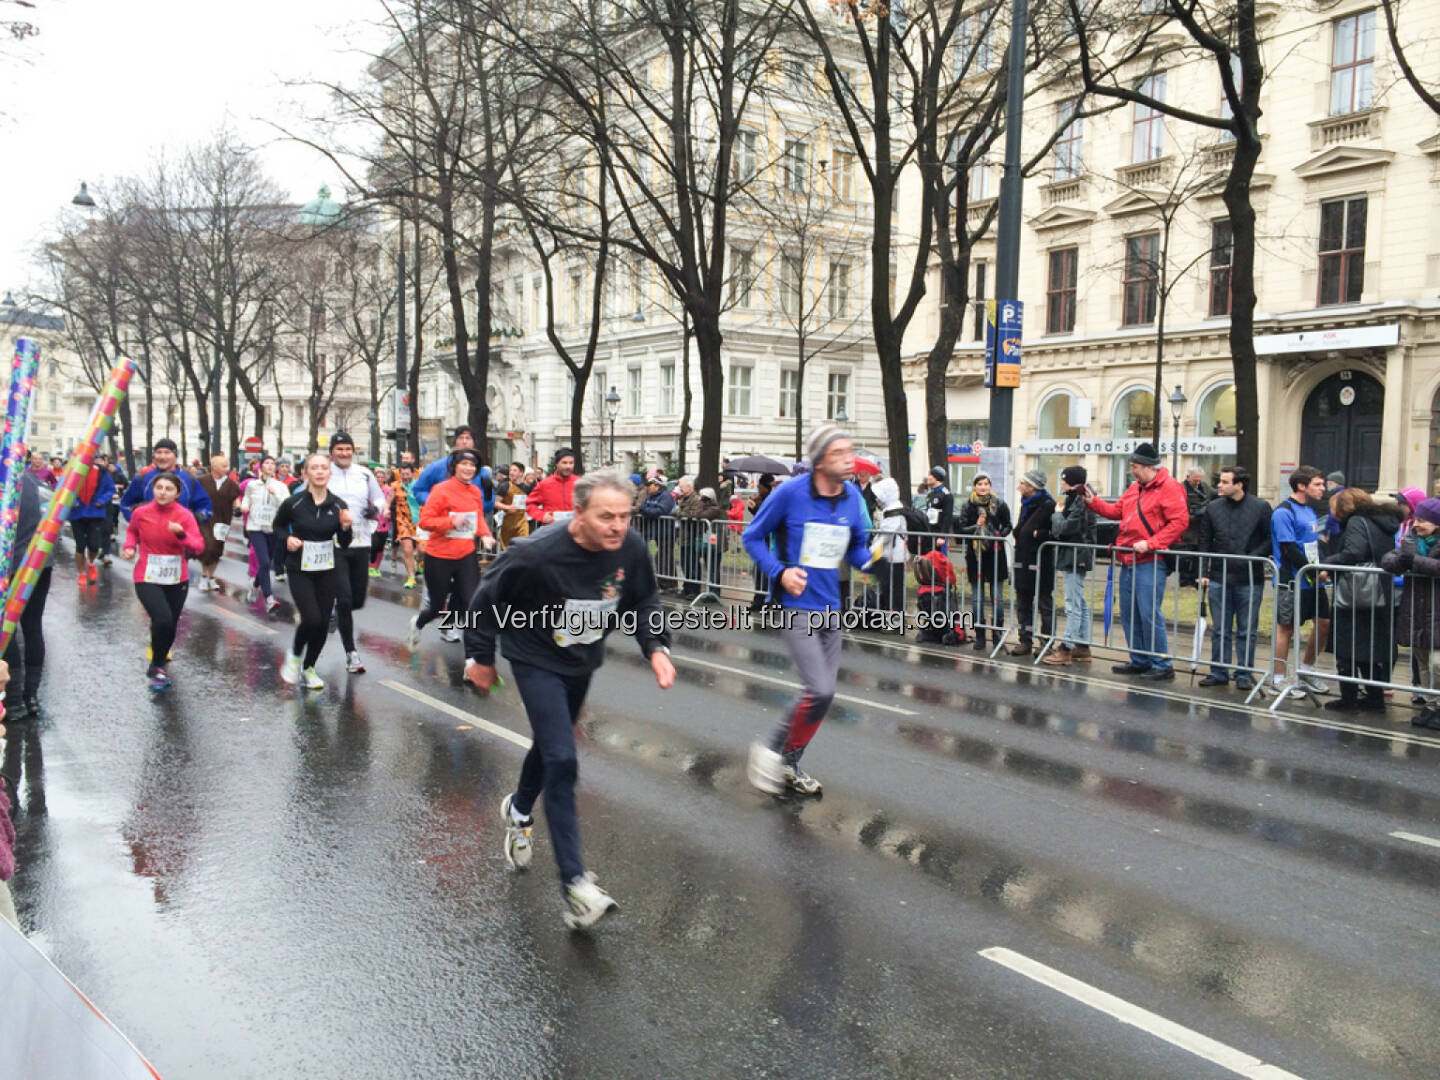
[979,947,1304,1080]
[1389,830,1440,850]
[379,680,531,749]
[675,655,917,716]
[205,603,277,635]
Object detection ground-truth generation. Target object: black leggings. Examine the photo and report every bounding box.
[333,547,372,652]
[247,531,274,598]
[289,568,340,668]
[135,580,189,671]
[3,566,51,703]
[416,553,478,629]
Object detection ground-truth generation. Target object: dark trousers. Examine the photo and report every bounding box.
[289,568,340,668]
[332,547,372,653]
[877,561,906,613]
[103,502,120,557]
[134,579,188,672]
[1015,568,1055,644]
[416,554,478,629]
[3,566,50,704]
[247,532,275,598]
[510,660,593,884]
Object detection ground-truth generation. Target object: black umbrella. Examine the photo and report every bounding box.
[725,454,794,475]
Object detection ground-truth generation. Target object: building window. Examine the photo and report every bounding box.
[734,128,758,182]
[1318,196,1366,305]
[1054,98,1083,180]
[1131,73,1166,163]
[591,371,606,419]
[827,260,850,318]
[569,270,583,324]
[1330,11,1375,116]
[530,275,542,329]
[826,372,850,420]
[957,7,998,74]
[1209,219,1233,317]
[779,368,799,418]
[1122,232,1159,326]
[971,260,987,342]
[730,247,754,307]
[832,149,855,201]
[780,255,803,316]
[783,138,808,193]
[511,278,524,329]
[1046,248,1078,334]
[1110,386,1156,493]
[1218,53,1240,143]
[627,367,642,416]
[969,154,992,201]
[659,362,675,414]
[529,374,539,421]
[785,57,807,92]
[47,392,57,411]
[728,364,752,416]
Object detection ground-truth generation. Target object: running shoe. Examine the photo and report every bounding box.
[275,571,287,583]
[265,596,281,615]
[21,695,39,718]
[345,651,366,673]
[404,576,417,589]
[500,794,534,870]
[247,585,258,603]
[440,626,462,644]
[77,575,87,589]
[102,554,113,566]
[563,872,617,930]
[746,741,785,795]
[86,564,98,584]
[145,644,153,661]
[407,614,421,649]
[148,669,172,692]
[302,667,325,690]
[368,567,382,579]
[280,653,302,685]
[783,764,823,797]
[1299,675,1331,696]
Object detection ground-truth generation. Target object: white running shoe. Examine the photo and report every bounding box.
[265,596,281,615]
[345,651,366,673]
[407,614,421,649]
[247,585,258,603]
[1299,675,1331,696]
[440,626,462,644]
[563,872,617,929]
[280,653,302,685]
[746,741,785,795]
[783,764,823,796]
[500,794,533,870]
[302,667,325,690]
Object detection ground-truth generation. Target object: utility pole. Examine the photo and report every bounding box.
[987,0,1028,449]
[394,237,409,458]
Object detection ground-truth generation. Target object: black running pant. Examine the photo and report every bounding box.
[134,580,188,672]
[3,566,50,704]
[416,553,478,630]
[289,568,340,668]
[332,546,372,653]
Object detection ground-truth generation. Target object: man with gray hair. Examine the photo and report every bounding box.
[464,469,675,929]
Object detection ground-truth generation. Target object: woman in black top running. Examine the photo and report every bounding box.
[273,453,353,691]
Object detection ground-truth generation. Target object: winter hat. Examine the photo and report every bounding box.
[1129,442,1162,467]
[872,477,901,510]
[929,465,948,484]
[1414,498,1440,527]
[553,446,575,463]
[447,448,481,475]
[805,422,847,465]
[698,487,716,502]
[971,471,991,486]
[648,473,667,486]
[629,472,643,486]
[154,438,178,453]
[1061,465,1088,487]
[330,430,355,448]
[1326,471,1346,485]
[1398,486,1426,512]
[1022,469,1047,490]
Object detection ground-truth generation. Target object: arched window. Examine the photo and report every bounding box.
[1192,381,1236,484]
[1034,390,1082,490]
[1109,387,1155,494]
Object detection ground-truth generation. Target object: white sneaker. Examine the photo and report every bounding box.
[783,764,823,796]
[265,596,281,615]
[280,653,302,685]
[500,794,533,870]
[440,626,462,644]
[247,585,258,603]
[407,614,421,650]
[345,651,366,673]
[563,872,617,929]
[1299,675,1331,695]
[302,667,325,690]
[746,741,785,795]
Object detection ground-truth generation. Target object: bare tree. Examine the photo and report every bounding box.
[1380,0,1439,116]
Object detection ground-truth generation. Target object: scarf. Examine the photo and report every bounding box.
[1020,490,1045,521]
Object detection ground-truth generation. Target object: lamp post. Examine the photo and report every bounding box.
[605,385,621,465]
[72,182,96,208]
[365,407,379,463]
[1168,385,1188,476]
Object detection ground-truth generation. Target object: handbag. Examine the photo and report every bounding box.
[1334,564,1386,610]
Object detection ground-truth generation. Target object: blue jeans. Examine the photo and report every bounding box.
[1208,581,1261,680]
[1062,571,1090,646]
[510,661,593,885]
[1119,560,1170,670]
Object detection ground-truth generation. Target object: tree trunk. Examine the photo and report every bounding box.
[1225,136,1262,475]
[694,313,724,494]
[678,311,692,476]
[369,357,381,462]
[227,365,240,465]
[794,354,805,461]
[569,372,587,474]
[927,259,966,471]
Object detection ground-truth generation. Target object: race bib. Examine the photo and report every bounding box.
[799,522,849,569]
[250,504,276,530]
[511,492,527,509]
[349,517,374,545]
[926,508,939,524]
[552,597,618,648]
[1304,541,1319,564]
[213,522,231,543]
[144,555,182,585]
[551,510,575,525]
[301,540,336,572]
[448,512,478,539]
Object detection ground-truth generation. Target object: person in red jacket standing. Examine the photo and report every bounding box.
[526,447,578,527]
[1085,442,1189,681]
[122,472,205,691]
[408,449,496,649]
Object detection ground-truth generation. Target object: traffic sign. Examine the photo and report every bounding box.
[243,435,263,454]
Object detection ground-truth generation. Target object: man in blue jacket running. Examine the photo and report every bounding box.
[119,438,212,522]
[742,423,875,796]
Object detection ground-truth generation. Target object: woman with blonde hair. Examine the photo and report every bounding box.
[1326,487,1403,712]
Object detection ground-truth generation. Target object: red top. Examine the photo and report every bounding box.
[124,500,205,583]
[418,476,493,560]
[526,472,577,523]
[917,549,957,595]
[1089,468,1189,564]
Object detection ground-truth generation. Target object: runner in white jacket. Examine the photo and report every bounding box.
[326,432,388,673]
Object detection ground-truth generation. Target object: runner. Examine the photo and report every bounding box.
[240,455,289,615]
[196,453,241,592]
[407,449,495,648]
[412,425,479,504]
[325,432,388,674]
[368,466,393,579]
[3,471,51,717]
[494,462,532,549]
[390,462,420,587]
[71,450,116,587]
[122,472,205,691]
[526,447,578,527]
[274,454,354,691]
[741,423,876,796]
[464,469,675,929]
[119,438,213,523]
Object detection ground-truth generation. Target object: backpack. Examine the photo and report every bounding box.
[888,506,931,555]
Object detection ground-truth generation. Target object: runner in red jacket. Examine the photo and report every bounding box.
[526,447,578,526]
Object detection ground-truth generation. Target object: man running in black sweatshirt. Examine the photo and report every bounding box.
[463,469,675,929]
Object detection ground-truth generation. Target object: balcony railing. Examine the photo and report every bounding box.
[1309,107,1384,151]
[1041,178,1083,207]
[1115,156,1172,188]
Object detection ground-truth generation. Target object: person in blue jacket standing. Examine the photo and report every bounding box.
[741,423,876,797]
[119,438,212,523]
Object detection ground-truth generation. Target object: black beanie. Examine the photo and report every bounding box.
[447,448,481,475]
[929,466,947,484]
[1062,465,1088,487]
[1129,442,1162,467]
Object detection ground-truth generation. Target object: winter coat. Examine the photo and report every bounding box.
[1089,467,1189,565]
[641,490,677,518]
[1012,490,1056,592]
[418,476,494,561]
[1382,532,1440,650]
[926,486,956,535]
[1197,493,1273,586]
[1050,488,1097,572]
[1180,480,1213,548]
[955,494,1011,582]
[1329,504,1402,658]
[526,472,578,524]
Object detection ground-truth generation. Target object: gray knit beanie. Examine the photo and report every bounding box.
[805,423,847,465]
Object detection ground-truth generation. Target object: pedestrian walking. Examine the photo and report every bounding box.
[1325,488,1402,712]
[122,472,205,691]
[1196,466,1272,690]
[326,431,388,674]
[240,456,289,615]
[1043,466,1096,667]
[1009,470,1055,656]
[956,472,1012,651]
[196,453,241,592]
[464,469,674,929]
[274,454,354,691]
[408,449,496,649]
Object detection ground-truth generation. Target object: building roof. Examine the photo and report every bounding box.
[0,295,64,332]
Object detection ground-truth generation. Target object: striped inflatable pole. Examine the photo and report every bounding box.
[0,338,41,596]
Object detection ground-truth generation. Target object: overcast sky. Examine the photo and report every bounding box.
[0,0,388,295]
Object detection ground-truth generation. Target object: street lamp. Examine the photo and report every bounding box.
[1168,385,1188,476]
[72,182,96,208]
[605,385,621,464]
[365,407,379,462]
[836,405,848,424]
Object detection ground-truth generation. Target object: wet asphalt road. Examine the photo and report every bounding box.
[4,552,1440,1079]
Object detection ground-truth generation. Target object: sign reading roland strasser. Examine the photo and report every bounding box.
[1017,437,1238,455]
